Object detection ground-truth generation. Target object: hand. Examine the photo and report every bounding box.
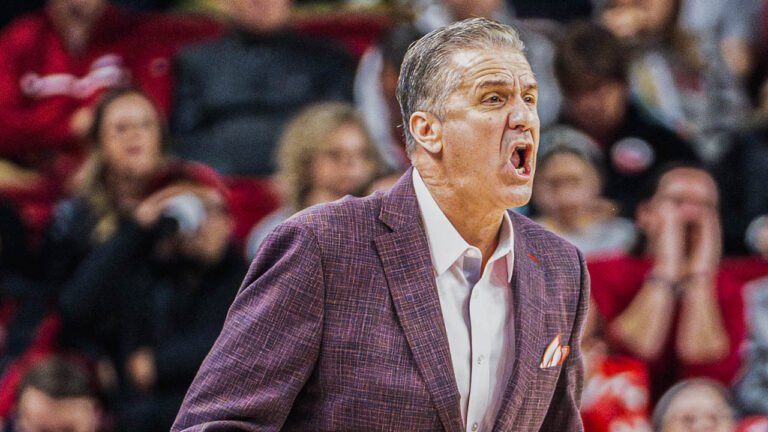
[650,200,685,281]
[685,208,721,276]
[133,184,197,228]
[127,347,156,392]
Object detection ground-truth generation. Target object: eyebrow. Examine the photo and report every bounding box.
[474,79,539,93]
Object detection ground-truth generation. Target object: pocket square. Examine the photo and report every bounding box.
[540,335,570,369]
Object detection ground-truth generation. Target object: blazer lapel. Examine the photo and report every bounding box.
[493,215,546,431]
[374,169,464,432]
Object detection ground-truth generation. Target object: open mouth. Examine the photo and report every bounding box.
[510,143,532,176]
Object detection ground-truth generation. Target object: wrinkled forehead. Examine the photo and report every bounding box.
[657,169,719,204]
[446,48,536,91]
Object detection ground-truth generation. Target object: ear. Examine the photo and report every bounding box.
[409,111,442,155]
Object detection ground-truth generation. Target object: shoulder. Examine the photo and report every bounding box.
[175,34,230,64]
[0,10,48,49]
[283,193,385,242]
[510,211,580,257]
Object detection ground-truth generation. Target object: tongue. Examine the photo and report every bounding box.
[510,151,521,169]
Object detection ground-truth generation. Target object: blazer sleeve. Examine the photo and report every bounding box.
[539,250,590,430]
[172,220,325,431]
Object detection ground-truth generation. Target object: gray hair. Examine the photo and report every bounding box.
[652,378,735,431]
[396,17,526,155]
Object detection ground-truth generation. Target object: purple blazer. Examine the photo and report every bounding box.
[173,169,589,431]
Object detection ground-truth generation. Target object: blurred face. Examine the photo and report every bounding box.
[445,0,502,20]
[430,47,540,210]
[661,385,735,432]
[48,0,107,26]
[641,168,718,228]
[601,0,676,41]
[16,387,98,432]
[565,82,627,143]
[230,0,291,33]
[100,93,163,178]
[532,152,600,225]
[310,122,377,198]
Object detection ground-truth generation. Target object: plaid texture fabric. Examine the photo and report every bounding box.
[173,168,588,431]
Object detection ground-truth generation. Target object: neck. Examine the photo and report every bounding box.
[418,167,504,269]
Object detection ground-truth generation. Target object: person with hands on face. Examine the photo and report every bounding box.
[588,163,739,402]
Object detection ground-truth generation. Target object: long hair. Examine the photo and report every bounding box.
[276,102,382,212]
[78,87,169,242]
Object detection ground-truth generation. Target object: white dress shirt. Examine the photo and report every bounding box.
[412,169,515,432]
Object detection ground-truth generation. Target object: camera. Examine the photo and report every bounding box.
[156,192,206,237]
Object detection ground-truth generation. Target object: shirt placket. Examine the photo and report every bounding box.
[464,251,491,432]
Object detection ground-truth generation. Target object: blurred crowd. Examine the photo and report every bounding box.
[1,0,768,430]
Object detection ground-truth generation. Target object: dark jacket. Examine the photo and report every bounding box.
[172,28,355,175]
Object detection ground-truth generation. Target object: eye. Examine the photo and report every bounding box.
[482,94,505,105]
[524,94,537,105]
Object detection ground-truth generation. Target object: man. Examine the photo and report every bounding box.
[588,164,742,402]
[11,357,100,432]
[174,18,588,431]
[172,0,355,175]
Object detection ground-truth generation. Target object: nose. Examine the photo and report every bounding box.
[506,98,538,132]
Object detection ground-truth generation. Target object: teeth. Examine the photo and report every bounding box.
[516,167,526,174]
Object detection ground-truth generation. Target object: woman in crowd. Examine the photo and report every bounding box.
[532,125,636,258]
[245,102,383,259]
[43,87,169,291]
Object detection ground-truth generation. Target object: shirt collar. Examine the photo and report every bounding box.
[412,168,515,281]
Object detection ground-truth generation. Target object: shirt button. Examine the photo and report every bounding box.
[472,423,479,431]
[477,355,484,365]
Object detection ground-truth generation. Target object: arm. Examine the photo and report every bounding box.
[608,203,683,360]
[675,209,730,363]
[172,221,324,431]
[540,250,589,429]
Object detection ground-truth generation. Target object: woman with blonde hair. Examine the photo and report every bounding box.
[43,86,169,287]
[246,102,383,259]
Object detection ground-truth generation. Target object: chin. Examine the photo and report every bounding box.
[500,186,533,210]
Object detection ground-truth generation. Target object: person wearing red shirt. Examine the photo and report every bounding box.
[0,0,219,202]
[588,164,743,401]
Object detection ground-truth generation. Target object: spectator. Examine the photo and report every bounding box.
[588,164,744,401]
[532,125,636,257]
[43,87,169,309]
[599,0,751,164]
[555,21,698,217]
[0,0,219,198]
[58,162,245,431]
[10,357,100,432]
[245,102,383,259]
[734,261,768,415]
[652,378,736,432]
[354,24,424,170]
[39,87,171,379]
[172,0,356,175]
